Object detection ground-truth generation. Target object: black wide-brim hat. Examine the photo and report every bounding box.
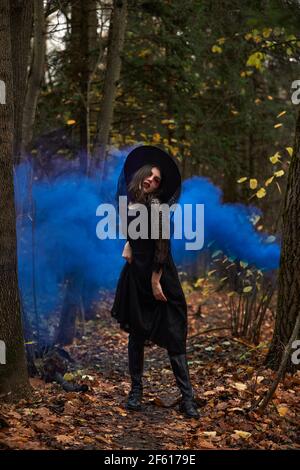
[124,145,181,204]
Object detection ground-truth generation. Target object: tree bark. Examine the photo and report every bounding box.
[93,0,128,179]
[21,0,46,154]
[56,1,100,339]
[55,273,84,346]
[257,310,300,414]
[0,0,30,399]
[9,0,33,165]
[69,0,99,174]
[265,110,300,371]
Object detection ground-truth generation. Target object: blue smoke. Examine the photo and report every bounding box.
[13,147,280,341]
[172,176,280,271]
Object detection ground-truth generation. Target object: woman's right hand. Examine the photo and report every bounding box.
[122,241,133,264]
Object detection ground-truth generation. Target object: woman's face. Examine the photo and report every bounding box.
[140,166,161,193]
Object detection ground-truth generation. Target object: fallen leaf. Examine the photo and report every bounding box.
[232,382,247,391]
[56,434,76,444]
[202,431,217,438]
[197,438,217,449]
[233,430,252,439]
[276,405,289,417]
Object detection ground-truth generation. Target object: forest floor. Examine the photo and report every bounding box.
[0,289,299,450]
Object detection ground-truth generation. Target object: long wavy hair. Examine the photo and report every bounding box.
[128,164,164,204]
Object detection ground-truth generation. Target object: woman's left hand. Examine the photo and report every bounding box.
[152,280,167,302]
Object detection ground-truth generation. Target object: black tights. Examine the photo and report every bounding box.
[127,332,196,413]
[128,332,184,363]
[128,332,193,400]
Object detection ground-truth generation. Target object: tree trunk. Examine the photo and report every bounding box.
[55,273,84,346]
[56,1,99,337]
[69,0,99,174]
[9,0,33,165]
[93,0,128,179]
[0,0,30,399]
[21,0,46,154]
[265,110,300,371]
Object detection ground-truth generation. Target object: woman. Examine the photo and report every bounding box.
[111,145,199,419]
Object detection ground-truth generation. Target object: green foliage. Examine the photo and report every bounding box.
[35,0,300,223]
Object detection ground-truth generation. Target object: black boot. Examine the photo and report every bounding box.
[126,334,144,411]
[168,353,199,419]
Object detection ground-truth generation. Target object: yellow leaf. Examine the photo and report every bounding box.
[233,430,252,439]
[262,27,272,38]
[203,390,216,396]
[256,188,266,198]
[265,176,274,186]
[274,170,284,177]
[274,123,283,128]
[269,152,281,164]
[217,37,225,45]
[249,178,258,189]
[138,49,151,58]
[152,132,161,143]
[194,278,205,288]
[256,376,265,383]
[203,431,217,438]
[276,110,286,118]
[63,372,75,381]
[253,34,262,44]
[237,177,248,183]
[208,270,217,276]
[232,382,247,391]
[227,291,236,297]
[286,147,293,156]
[246,52,265,69]
[277,405,289,417]
[243,286,253,293]
[66,119,76,125]
[161,119,175,125]
[212,45,222,53]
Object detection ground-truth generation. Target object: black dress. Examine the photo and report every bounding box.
[110,197,188,355]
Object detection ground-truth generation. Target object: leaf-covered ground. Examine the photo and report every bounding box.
[0,290,299,450]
